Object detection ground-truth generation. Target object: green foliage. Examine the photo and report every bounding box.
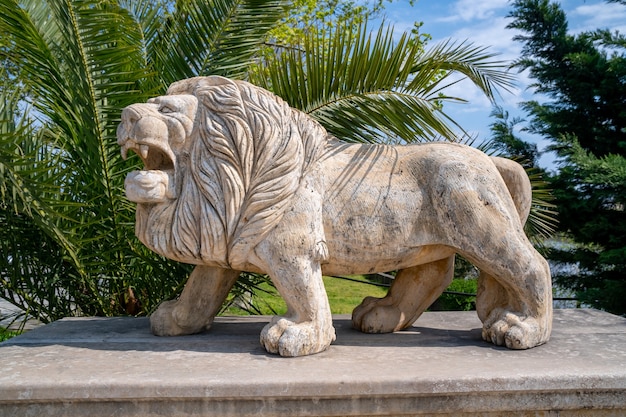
[267,0,421,46]
[0,327,20,342]
[271,0,382,45]
[221,272,283,315]
[507,0,626,314]
[253,1,429,82]
[321,276,388,312]
[508,0,626,157]
[224,273,480,315]
[255,20,515,144]
[548,135,626,314]
[487,105,538,168]
[431,278,477,312]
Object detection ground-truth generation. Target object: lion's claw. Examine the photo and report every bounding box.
[259,318,292,354]
[482,309,547,349]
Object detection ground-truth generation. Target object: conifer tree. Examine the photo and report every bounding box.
[507,0,626,314]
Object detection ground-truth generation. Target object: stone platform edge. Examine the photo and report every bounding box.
[1,309,625,417]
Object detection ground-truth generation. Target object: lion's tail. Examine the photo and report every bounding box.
[491,156,532,225]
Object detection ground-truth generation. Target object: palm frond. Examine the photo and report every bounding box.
[1,0,166,312]
[409,39,516,102]
[145,0,289,87]
[256,20,514,143]
[0,88,77,251]
[525,169,558,244]
[312,93,458,143]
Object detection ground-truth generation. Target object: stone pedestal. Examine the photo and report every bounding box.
[1,309,625,416]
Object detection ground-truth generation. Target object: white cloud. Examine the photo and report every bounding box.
[570,2,626,33]
[440,74,491,109]
[438,0,509,23]
[446,16,520,59]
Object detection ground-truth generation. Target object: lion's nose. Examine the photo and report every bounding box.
[117,106,141,147]
[121,106,142,126]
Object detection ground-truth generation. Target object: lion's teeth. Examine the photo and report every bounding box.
[121,146,128,160]
[139,145,149,159]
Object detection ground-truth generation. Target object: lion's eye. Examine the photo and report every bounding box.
[159,104,177,114]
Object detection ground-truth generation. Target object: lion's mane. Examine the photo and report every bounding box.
[136,76,329,268]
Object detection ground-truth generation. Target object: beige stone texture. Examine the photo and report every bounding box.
[1,310,625,416]
[117,75,552,357]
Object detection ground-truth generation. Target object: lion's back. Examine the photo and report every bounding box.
[320,141,491,197]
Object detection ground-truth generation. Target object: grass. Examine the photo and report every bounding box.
[0,328,21,343]
[221,276,389,316]
[221,275,478,316]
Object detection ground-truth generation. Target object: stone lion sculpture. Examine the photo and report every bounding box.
[117,75,552,357]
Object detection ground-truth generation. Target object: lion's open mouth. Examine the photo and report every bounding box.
[120,139,175,171]
[120,138,177,203]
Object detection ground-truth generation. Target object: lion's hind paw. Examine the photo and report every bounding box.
[482,309,547,349]
[352,296,406,334]
[260,317,336,357]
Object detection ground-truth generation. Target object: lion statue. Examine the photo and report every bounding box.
[117,75,552,357]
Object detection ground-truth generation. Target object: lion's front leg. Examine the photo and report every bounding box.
[252,187,335,356]
[259,255,336,357]
[150,265,239,336]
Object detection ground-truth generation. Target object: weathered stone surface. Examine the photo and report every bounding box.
[1,309,624,416]
[118,75,552,356]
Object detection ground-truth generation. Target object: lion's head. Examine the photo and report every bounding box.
[118,76,329,268]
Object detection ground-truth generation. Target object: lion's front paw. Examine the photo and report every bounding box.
[151,300,185,336]
[482,309,548,349]
[150,300,209,336]
[260,317,336,357]
[352,296,405,333]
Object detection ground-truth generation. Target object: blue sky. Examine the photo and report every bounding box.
[375,0,626,169]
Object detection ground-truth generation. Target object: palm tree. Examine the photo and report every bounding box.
[0,0,288,321]
[0,0,526,322]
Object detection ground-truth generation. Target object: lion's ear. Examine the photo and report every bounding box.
[194,79,243,114]
[166,78,197,95]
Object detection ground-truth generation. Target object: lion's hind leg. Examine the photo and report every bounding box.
[352,255,455,334]
[434,157,552,349]
[150,266,239,336]
[459,228,552,350]
[475,257,552,350]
